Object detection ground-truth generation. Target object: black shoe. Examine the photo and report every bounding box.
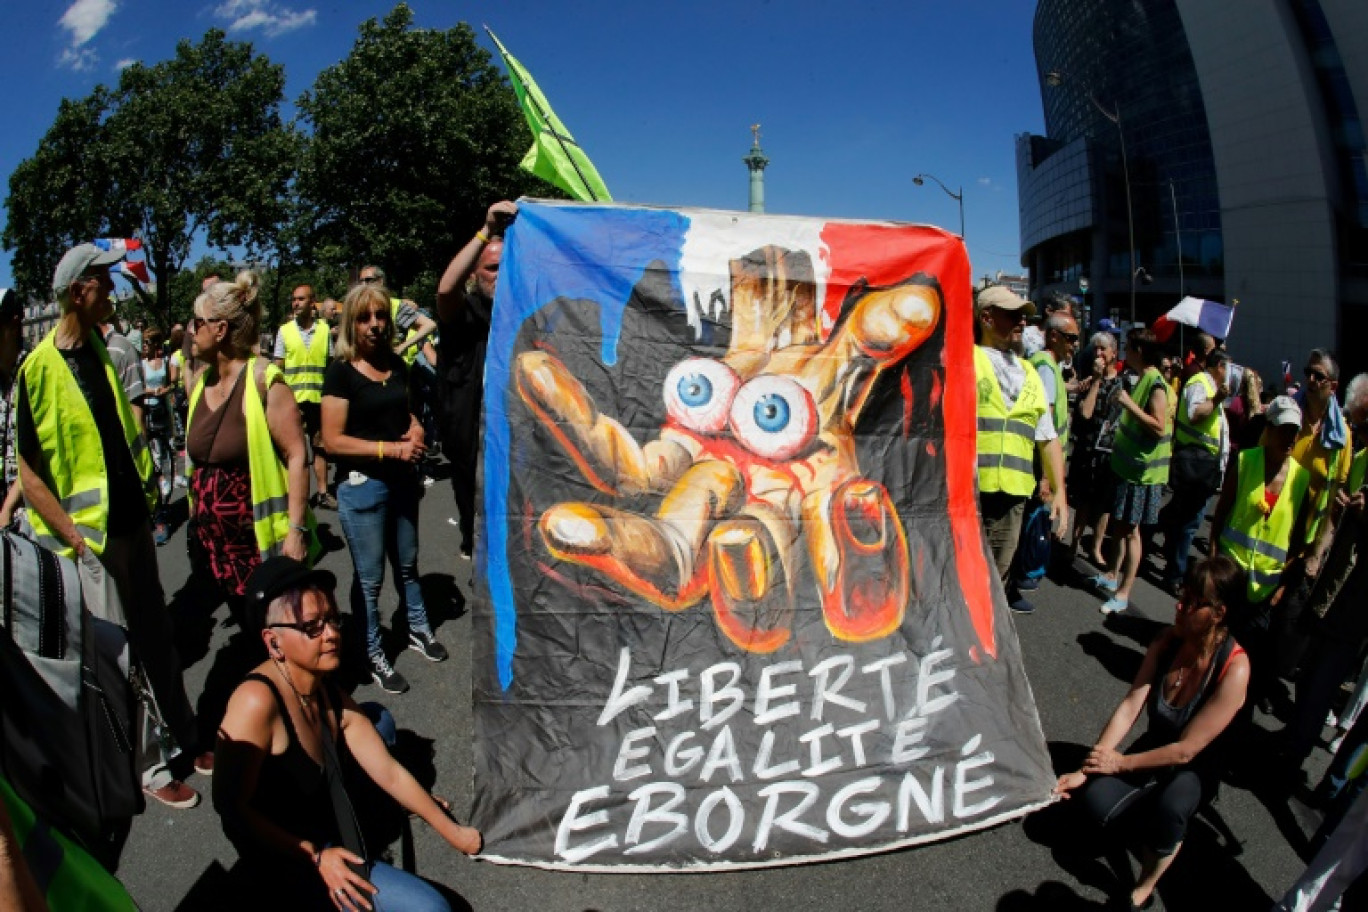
[408,630,449,663]
[1009,594,1036,614]
[370,654,410,694]
[1016,576,1041,591]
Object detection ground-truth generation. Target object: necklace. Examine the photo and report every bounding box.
[272,656,318,720]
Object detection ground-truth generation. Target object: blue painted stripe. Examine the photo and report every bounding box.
[485,202,691,690]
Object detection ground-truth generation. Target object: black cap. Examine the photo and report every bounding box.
[243,556,336,632]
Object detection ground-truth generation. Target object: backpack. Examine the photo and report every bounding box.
[0,529,141,858]
[1013,497,1054,584]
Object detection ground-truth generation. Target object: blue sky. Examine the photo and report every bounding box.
[0,0,1044,291]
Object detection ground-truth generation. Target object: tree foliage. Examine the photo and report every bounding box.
[3,30,296,322]
[296,4,555,291]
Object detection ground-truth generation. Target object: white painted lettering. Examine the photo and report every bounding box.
[653,668,694,722]
[612,726,656,782]
[836,719,880,767]
[809,654,867,720]
[953,735,1003,819]
[753,728,801,780]
[754,660,803,726]
[752,781,828,850]
[623,782,688,854]
[597,648,653,727]
[896,767,946,829]
[826,777,891,838]
[700,662,744,730]
[862,654,908,720]
[890,715,930,764]
[663,731,704,778]
[554,786,618,863]
[800,723,843,777]
[699,724,744,783]
[695,787,746,853]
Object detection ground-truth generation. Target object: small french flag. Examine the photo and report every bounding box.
[92,238,142,253]
[1282,360,1294,385]
[120,261,151,284]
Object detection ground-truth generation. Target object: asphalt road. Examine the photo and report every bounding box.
[116,478,1336,912]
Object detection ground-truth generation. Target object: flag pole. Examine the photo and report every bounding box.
[484,26,599,202]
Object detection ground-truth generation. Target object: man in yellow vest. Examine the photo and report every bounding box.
[16,243,208,812]
[273,284,333,509]
[1159,348,1231,590]
[1286,373,1368,773]
[974,285,1068,614]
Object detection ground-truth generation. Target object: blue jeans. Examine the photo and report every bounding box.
[369,860,450,912]
[1161,484,1211,583]
[337,473,431,660]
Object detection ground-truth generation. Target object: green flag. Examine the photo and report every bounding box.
[486,28,612,202]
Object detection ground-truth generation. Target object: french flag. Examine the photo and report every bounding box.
[1152,295,1235,343]
[119,261,151,284]
[92,238,142,254]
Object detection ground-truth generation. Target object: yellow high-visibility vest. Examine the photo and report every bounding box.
[1111,367,1173,485]
[1219,446,1310,603]
[1027,350,1069,449]
[974,345,1045,498]
[186,357,319,564]
[1175,371,1222,455]
[278,319,328,404]
[21,329,155,557]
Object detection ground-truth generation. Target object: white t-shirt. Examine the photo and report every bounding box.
[273,320,331,360]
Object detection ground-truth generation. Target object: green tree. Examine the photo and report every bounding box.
[296,3,555,293]
[3,30,296,324]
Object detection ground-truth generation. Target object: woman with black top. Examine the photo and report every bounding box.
[322,283,446,696]
[1053,555,1250,910]
[215,557,480,911]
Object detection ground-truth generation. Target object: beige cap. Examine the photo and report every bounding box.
[1266,395,1303,428]
[977,285,1037,318]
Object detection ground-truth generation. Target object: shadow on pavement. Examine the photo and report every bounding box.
[996,880,1107,910]
[1076,631,1144,685]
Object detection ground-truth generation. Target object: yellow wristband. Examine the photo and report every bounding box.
[475,230,491,244]
[378,440,385,461]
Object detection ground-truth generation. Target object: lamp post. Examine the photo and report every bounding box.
[1045,70,1137,326]
[912,173,964,239]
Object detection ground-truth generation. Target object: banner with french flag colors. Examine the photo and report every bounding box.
[469,200,1055,870]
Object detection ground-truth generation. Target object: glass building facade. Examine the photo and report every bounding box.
[1019,0,1222,326]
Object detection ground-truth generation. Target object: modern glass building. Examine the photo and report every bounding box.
[1019,0,1368,384]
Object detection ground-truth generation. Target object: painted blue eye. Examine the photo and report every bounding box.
[752,394,790,433]
[677,373,714,408]
[664,358,740,434]
[729,375,817,461]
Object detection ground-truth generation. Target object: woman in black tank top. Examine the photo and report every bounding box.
[1053,556,1251,911]
[214,557,481,910]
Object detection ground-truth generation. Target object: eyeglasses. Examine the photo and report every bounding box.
[1055,330,1080,343]
[268,612,344,639]
[1305,367,1330,383]
[360,275,381,284]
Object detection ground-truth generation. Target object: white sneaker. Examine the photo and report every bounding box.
[159,478,172,498]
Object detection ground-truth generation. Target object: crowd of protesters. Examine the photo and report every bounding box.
[1,209,1365,908]
[0,201,514,910]
[974,283,1368,909]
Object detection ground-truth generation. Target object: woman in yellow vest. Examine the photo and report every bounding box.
[1094,329,1171,614]
[185,272,312,614]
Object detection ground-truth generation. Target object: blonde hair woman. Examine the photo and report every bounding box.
[186,271,312,610]
[321,283,443,695]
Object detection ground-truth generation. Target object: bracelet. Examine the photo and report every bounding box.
[378,440,385,461]
[475,230,491,244]
[291,523,308,534]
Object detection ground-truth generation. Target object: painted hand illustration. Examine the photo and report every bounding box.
[515,246,942,652]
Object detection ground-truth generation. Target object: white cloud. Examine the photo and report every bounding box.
[60,0,117,45]
[57,0,117,70]
[977,177,993,187]
[115,57,137,70]
[214,0,317,38]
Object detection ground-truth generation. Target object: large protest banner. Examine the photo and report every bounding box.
[471,201,1055,870]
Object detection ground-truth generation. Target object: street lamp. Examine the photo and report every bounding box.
[912,173,964,239]
[1045,70,1138,326]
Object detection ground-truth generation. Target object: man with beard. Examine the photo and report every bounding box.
[435,200,517,559]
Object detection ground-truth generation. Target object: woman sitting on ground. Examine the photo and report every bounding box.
[1054,555,1250,911]
[215,556,481,911]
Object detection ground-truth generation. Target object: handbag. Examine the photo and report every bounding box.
[1171,444,1222,494]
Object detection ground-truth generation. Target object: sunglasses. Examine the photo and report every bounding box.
[268,611,344,639]
[1055,330,1080,343]
[360,275,381,284]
